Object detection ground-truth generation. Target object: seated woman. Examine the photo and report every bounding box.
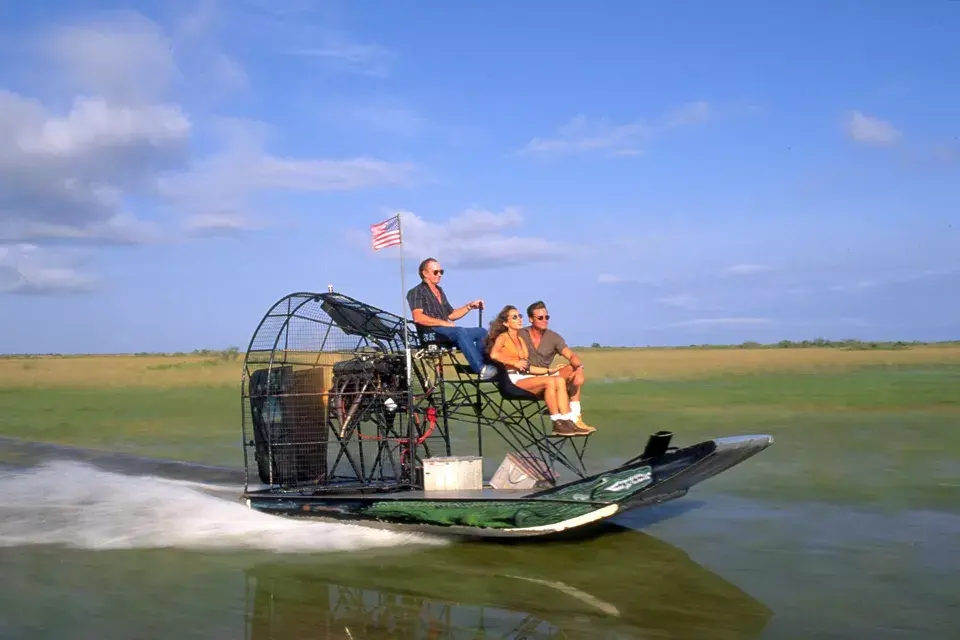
[484,305,591,437]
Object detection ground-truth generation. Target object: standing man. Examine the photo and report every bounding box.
[518,301,594,432]
[407,257,496,379]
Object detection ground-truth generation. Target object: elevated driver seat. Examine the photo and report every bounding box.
[414,324,457,349]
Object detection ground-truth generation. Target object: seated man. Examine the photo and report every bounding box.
[407,257,496,379]
[484,305,586,437]
[518,301,595,432]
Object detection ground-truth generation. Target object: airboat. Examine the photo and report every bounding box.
[239,289,773,538]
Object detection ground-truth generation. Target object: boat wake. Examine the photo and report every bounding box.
[0,460,446,553]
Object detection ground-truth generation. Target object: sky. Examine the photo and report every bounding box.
[0,0,957,354]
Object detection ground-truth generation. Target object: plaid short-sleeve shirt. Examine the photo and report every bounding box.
[406,281,454,322]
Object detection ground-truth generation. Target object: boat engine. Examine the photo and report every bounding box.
[330,351,408,436]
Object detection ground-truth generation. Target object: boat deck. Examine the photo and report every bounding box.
[378,487,538,500]
[247,485,541,501]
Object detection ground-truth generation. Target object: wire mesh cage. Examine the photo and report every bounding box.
[240,291,434,493]
[240,289,595,498]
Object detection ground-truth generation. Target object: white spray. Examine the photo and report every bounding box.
[0,460,446,553]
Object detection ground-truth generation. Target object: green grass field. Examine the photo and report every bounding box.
[1,347,958,513]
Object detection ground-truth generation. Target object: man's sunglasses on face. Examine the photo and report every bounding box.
[432,269,444,275]
[535,314,550,321]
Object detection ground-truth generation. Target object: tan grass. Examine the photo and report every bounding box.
[0,355,243,389]
[579,346,960,380]
[425,345,959,381]
[2,347,959,389]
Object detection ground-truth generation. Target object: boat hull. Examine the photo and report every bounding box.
[243,434,773,538]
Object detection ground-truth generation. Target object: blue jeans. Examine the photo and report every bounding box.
[432,326,488,373]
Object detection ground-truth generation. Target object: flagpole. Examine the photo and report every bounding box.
[398,213,408,339]
[371,212,416,486]
[397,213,416,485]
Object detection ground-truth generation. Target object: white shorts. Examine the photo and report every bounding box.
[508,371,559,384]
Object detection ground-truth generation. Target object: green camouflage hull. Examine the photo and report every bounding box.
[245,434,773,538]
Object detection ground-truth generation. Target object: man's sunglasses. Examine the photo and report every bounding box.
[534,314,550,320]
[432,269,444,275]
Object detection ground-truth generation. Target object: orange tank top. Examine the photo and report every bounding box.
[498,331,528,371]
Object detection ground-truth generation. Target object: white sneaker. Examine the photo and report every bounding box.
[479,364,497,380]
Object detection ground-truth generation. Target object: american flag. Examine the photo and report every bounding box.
[370,214,402,250]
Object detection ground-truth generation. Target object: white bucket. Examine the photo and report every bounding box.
[422,456,483,491]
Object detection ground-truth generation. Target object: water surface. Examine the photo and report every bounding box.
[0,439,957,639]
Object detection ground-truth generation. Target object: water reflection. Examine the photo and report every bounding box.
[0,525,771,639]
[244,524,772,639]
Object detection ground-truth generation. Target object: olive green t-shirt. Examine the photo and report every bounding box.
[518,327,567,368]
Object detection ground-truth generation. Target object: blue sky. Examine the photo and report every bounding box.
[0,0,957,353]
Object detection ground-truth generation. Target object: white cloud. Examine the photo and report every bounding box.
[0,216,163,246]
[519,115,650,157]
[39,11,179,103]
[226,0,396,77]
[656,294,705,310]
[918,266,960,278]
[846,110,901,146]
[670,317,771,327]
[517,100,716,158]
[663,101,712,127]
[0,9,418,294]
[319,99,427,137]
[0,90,190,246]
[724,263,772,275]
[157,117,417,230]
[444,207,523,235]
[829,280,876,292]
[252,156,415,191]
[288,40,394,77]
[597,274,624,284]
[0,246,21,291]
[0,243,97,295]
[354,207,569,269]
[183,212,262,236]
[0,13,195,251]
[826,266,958,292]
[347,105,426,136]
[596,273,662,286]
[14,96,190,158]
